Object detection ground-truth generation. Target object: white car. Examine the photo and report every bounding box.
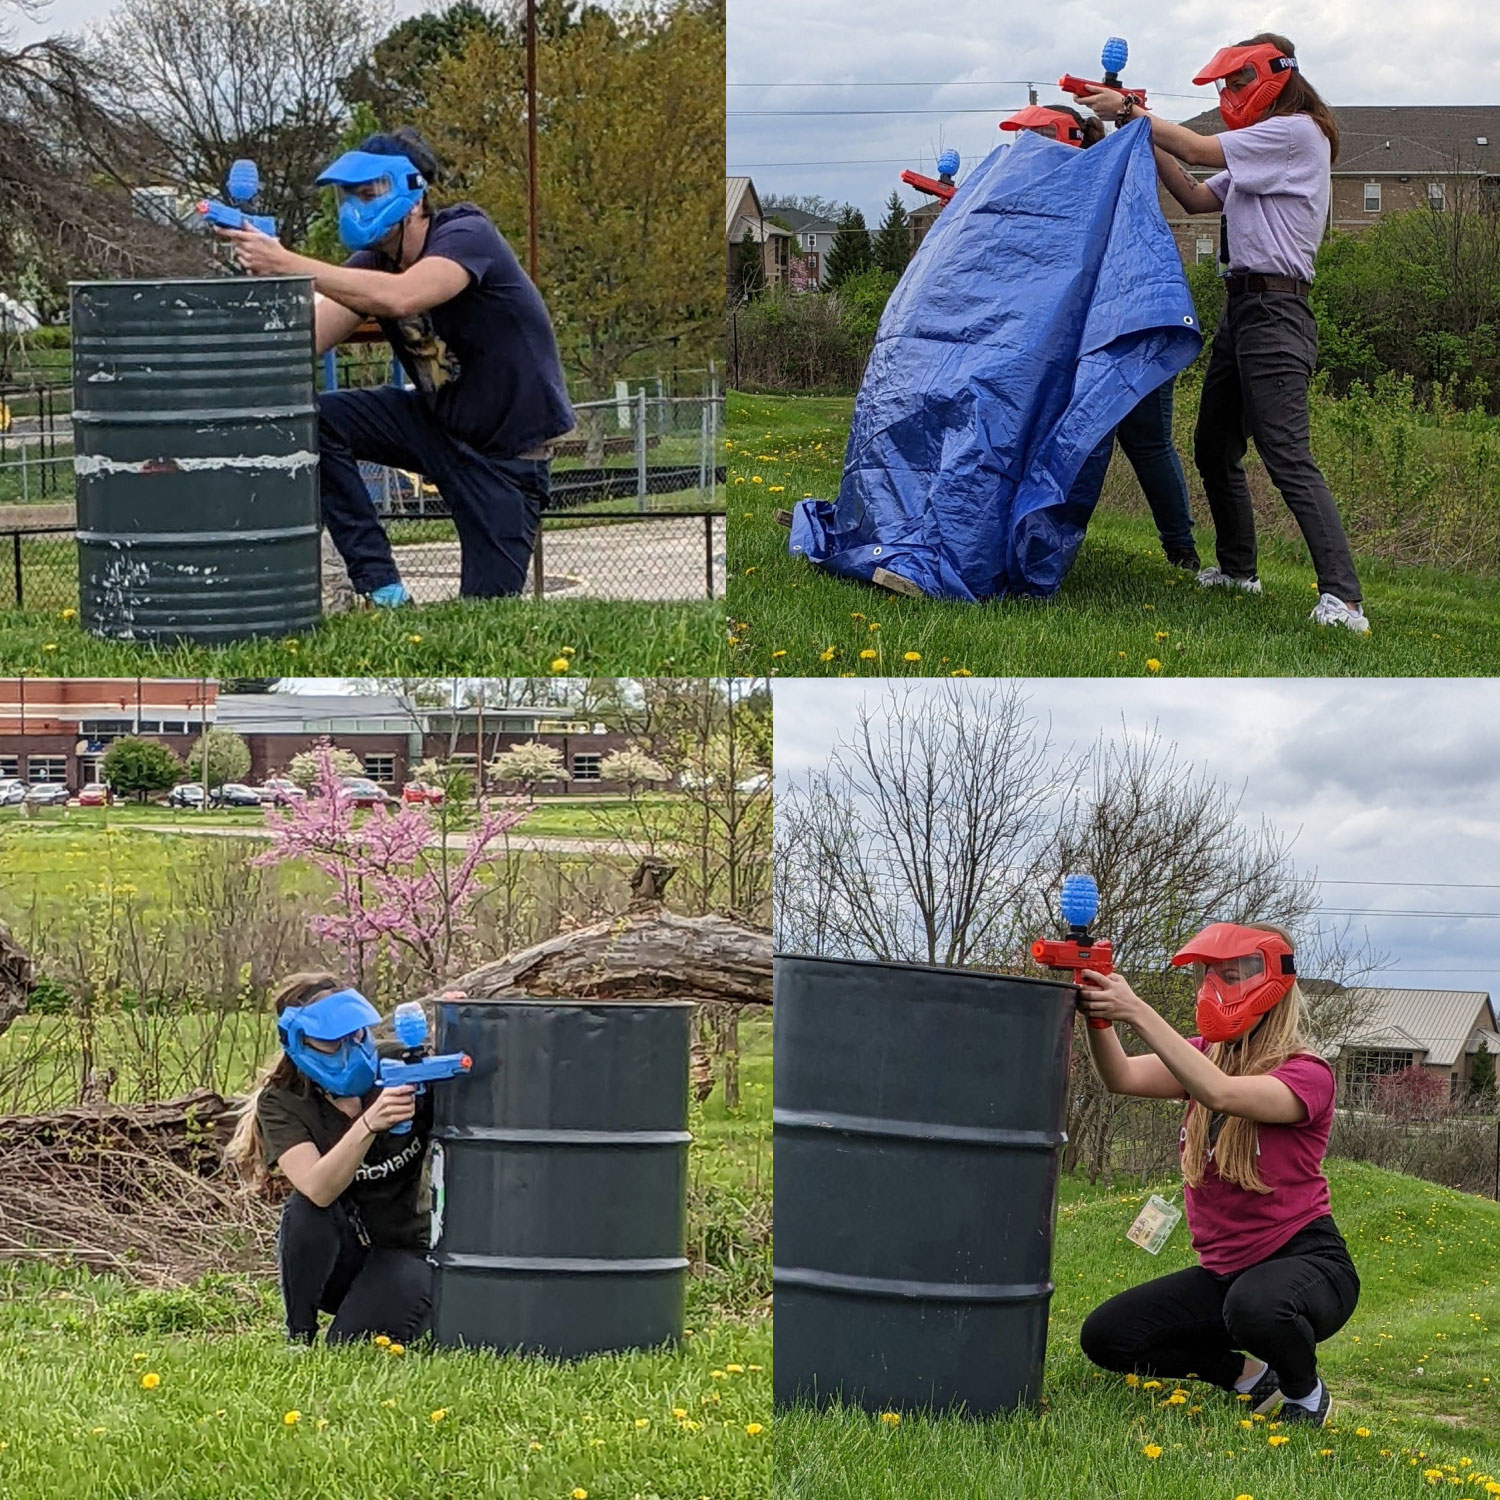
[0,779,26,805]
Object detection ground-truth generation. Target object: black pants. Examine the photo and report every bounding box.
[318,385,550,598]
[1079,1216,1360,1400]
[1193,292,1362,603]
[277,1192,434,1345]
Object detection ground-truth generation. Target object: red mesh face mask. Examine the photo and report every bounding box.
[1192,44,1299,130]
[1172,923,1296,1042]
[1000,106,1085,147]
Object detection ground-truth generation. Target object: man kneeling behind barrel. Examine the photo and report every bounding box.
[219,126,575,606]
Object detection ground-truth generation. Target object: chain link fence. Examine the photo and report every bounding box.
[0,384,726,608]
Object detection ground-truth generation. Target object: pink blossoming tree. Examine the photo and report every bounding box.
[253,741,526,988]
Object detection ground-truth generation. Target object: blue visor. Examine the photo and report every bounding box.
[315,151,425,190]
[280,987,382,1042]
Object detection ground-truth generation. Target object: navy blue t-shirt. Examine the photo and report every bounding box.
[350,204,575,457]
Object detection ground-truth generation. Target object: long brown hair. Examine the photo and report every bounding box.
[224,971,343,1189]
[1239,33,1340,164]
[1052,104,1108,149]
[1180,925,1316,1194]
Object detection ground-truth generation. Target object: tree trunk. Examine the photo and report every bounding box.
[0,1088,234,1176]
[0,918,35,1043]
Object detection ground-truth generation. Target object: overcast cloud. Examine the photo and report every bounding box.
[774,677,1500,1004]
[729,0,1500,218]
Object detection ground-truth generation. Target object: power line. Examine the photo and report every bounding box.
[1321,909,1500,920]
[1317,879,1500,891]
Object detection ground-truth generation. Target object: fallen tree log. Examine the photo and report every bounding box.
[430,903,772,1007]
[0,1089,234,1177]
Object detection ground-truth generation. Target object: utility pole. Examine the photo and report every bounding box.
[199,677,210,812]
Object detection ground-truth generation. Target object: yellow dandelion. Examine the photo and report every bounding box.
[431,1409,448,1423]
[772,649,787,658]
[951,668,973,677]
[634,1417,650,1429]
[61,607,78,621]
[819,647,836,661]
[140,1372,161,1390]
[672,1407,688,1419]
[42,642,57,652]
[1143,1443,1163,1459]
[1124,1374,1140,1387]
[880,1412,902,1426]
[375,1336,391,1347]
[572,1490,589,1499]
[381,1399,397,1408]
[283,1410,301,1425]
[1155,630,1168,640]
[903,651,921,662]
[1142,1380,1162,1390]
[860,648,878,660]
[1145,658,1162,672]
[387,1343,405,1356]
[746,1422,765,1435]
[550,658,570,672]
[726,1364,745,1373]
[752,476,762,483]
[1268,1434,1290,1446]
[768,485,785,493]
[1357,1427,1372,1438]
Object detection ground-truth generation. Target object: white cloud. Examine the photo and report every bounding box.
[774,677,1500,999]
[730,0,1500,217]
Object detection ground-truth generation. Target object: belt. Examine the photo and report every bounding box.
[1225,273,1311,297]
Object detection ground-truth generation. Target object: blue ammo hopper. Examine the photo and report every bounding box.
[774,954,1077,1415]
[428,997,693,1357]
[70,276,321,643]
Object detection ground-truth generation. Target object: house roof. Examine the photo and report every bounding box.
[1472,1029,1500,1057]
[1180,105,1500,174]
[727,176,758,234]
[1338,988,1493,1068]
[729,215,791,244]
[768,206,841,234]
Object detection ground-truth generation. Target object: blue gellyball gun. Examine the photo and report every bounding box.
[378,1000,472,1136]
[1031,872,1115,1028]
[1059,37,1149,107]
[197,158,277,237]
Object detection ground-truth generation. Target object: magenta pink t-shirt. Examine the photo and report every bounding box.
[1179,1039,1336,1274]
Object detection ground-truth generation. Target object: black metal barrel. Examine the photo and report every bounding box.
[71,277,320,643]
[774,954,1076,1415]
[429,998,693,1358]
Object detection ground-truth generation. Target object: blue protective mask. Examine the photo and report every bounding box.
[316,150,427,253]
[279,988,382,1097]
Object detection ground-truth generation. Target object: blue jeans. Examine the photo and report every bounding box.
[1069,377,1198,562]
[318,386,550,598]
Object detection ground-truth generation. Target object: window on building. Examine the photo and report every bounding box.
[363,755,396,783]
[79,720,133,737]
[1364,182,1381,211]
[1195,237,1215,264]
[1341,1048,1413,1103]
[28,756,67,783]
[1428,181,1446,211]
[572,754,602,782]
[0,756,17,779]
[806,234,817,249]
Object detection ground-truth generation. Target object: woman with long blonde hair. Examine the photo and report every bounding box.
[226,972,431,1345]
[1074,923,1359,1427]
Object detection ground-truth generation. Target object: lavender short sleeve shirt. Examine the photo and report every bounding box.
[1204,113,1331,283]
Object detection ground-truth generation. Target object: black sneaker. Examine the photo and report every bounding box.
[1278,1382,1332,1426]
[1166,551,1202,571]
[1232,1362,1283,1415]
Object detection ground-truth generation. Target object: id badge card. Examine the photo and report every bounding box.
[1126,1193,1182,1255]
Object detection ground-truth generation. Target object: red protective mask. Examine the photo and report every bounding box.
[1171,923,1296,1043]
[1000,106,1085,147]
[1193,44,1299,131]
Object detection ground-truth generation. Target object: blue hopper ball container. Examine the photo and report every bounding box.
[1059,872,1099,928]
[1102,37,1128,75]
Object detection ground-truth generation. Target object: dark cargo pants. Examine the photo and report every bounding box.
[318,384,550,598]
[1192,292,1362,603]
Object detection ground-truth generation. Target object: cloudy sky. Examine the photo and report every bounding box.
[775,677,1500,1004]
[729,0,1500,219]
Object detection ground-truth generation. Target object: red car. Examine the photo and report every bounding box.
[78,783,113,806]
[402,781,446,805]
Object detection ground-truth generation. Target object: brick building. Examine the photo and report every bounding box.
[1329,986,1499,1103]
[0,682,636,794]
[727,176,792,296]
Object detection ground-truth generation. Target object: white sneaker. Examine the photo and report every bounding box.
[1196,567,1263,594]
[1310,593,1370,634]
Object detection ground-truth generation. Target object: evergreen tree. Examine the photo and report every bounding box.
[873,192,912,278]
[1471,1044,1497,1105]
[735,225,765,301]
[824,206,874,288]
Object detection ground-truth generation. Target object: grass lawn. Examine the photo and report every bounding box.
[778,1160,1500,1499]
[726,393,1500,677]
[0,1023,770,1498]
[0,595,724,677]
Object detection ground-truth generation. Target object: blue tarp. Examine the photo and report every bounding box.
[787,118,1203,601]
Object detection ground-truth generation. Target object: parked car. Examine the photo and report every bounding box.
[260,777,307,807]
[401,780,446,805]
[77,783,114,806]
[0,779,27,806]
[167,783,206,807]
[337,776,390,808]
[211,783,263,808]
[23,783,70,806]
